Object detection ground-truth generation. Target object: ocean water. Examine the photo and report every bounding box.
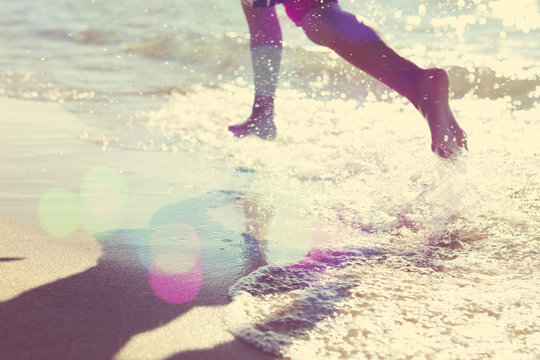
[1,0,539,358]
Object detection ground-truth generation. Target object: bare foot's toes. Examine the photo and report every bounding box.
[431,123,468,160]
[228,116,277,141]
[432,143,453,159]
[432,139,464,159]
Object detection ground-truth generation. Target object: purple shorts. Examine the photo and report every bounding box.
[283,0,338,26]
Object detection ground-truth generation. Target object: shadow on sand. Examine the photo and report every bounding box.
[0,191,271,360]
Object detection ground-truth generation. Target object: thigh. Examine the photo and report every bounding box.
[282,0,338,26]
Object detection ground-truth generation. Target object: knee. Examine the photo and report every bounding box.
[299,4,337,47]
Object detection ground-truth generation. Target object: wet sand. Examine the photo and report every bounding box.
[0,97,275,360]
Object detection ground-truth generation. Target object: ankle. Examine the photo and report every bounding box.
[253,94,275,117]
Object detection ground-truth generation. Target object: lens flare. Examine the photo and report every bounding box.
[150,222,201,274]
[149,262,203,304]
[79,167,127,237]
[38,187,80,237]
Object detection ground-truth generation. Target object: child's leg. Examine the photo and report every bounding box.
[229,2,282,140]
[299,3,467,158]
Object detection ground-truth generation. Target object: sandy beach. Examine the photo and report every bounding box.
[2,0,539,357]
[0,97,275,360]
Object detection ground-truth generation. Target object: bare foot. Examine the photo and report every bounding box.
[414,68,468,159]
[228,115,276,140]
[228,115,277,141]
[229,96,277,141]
